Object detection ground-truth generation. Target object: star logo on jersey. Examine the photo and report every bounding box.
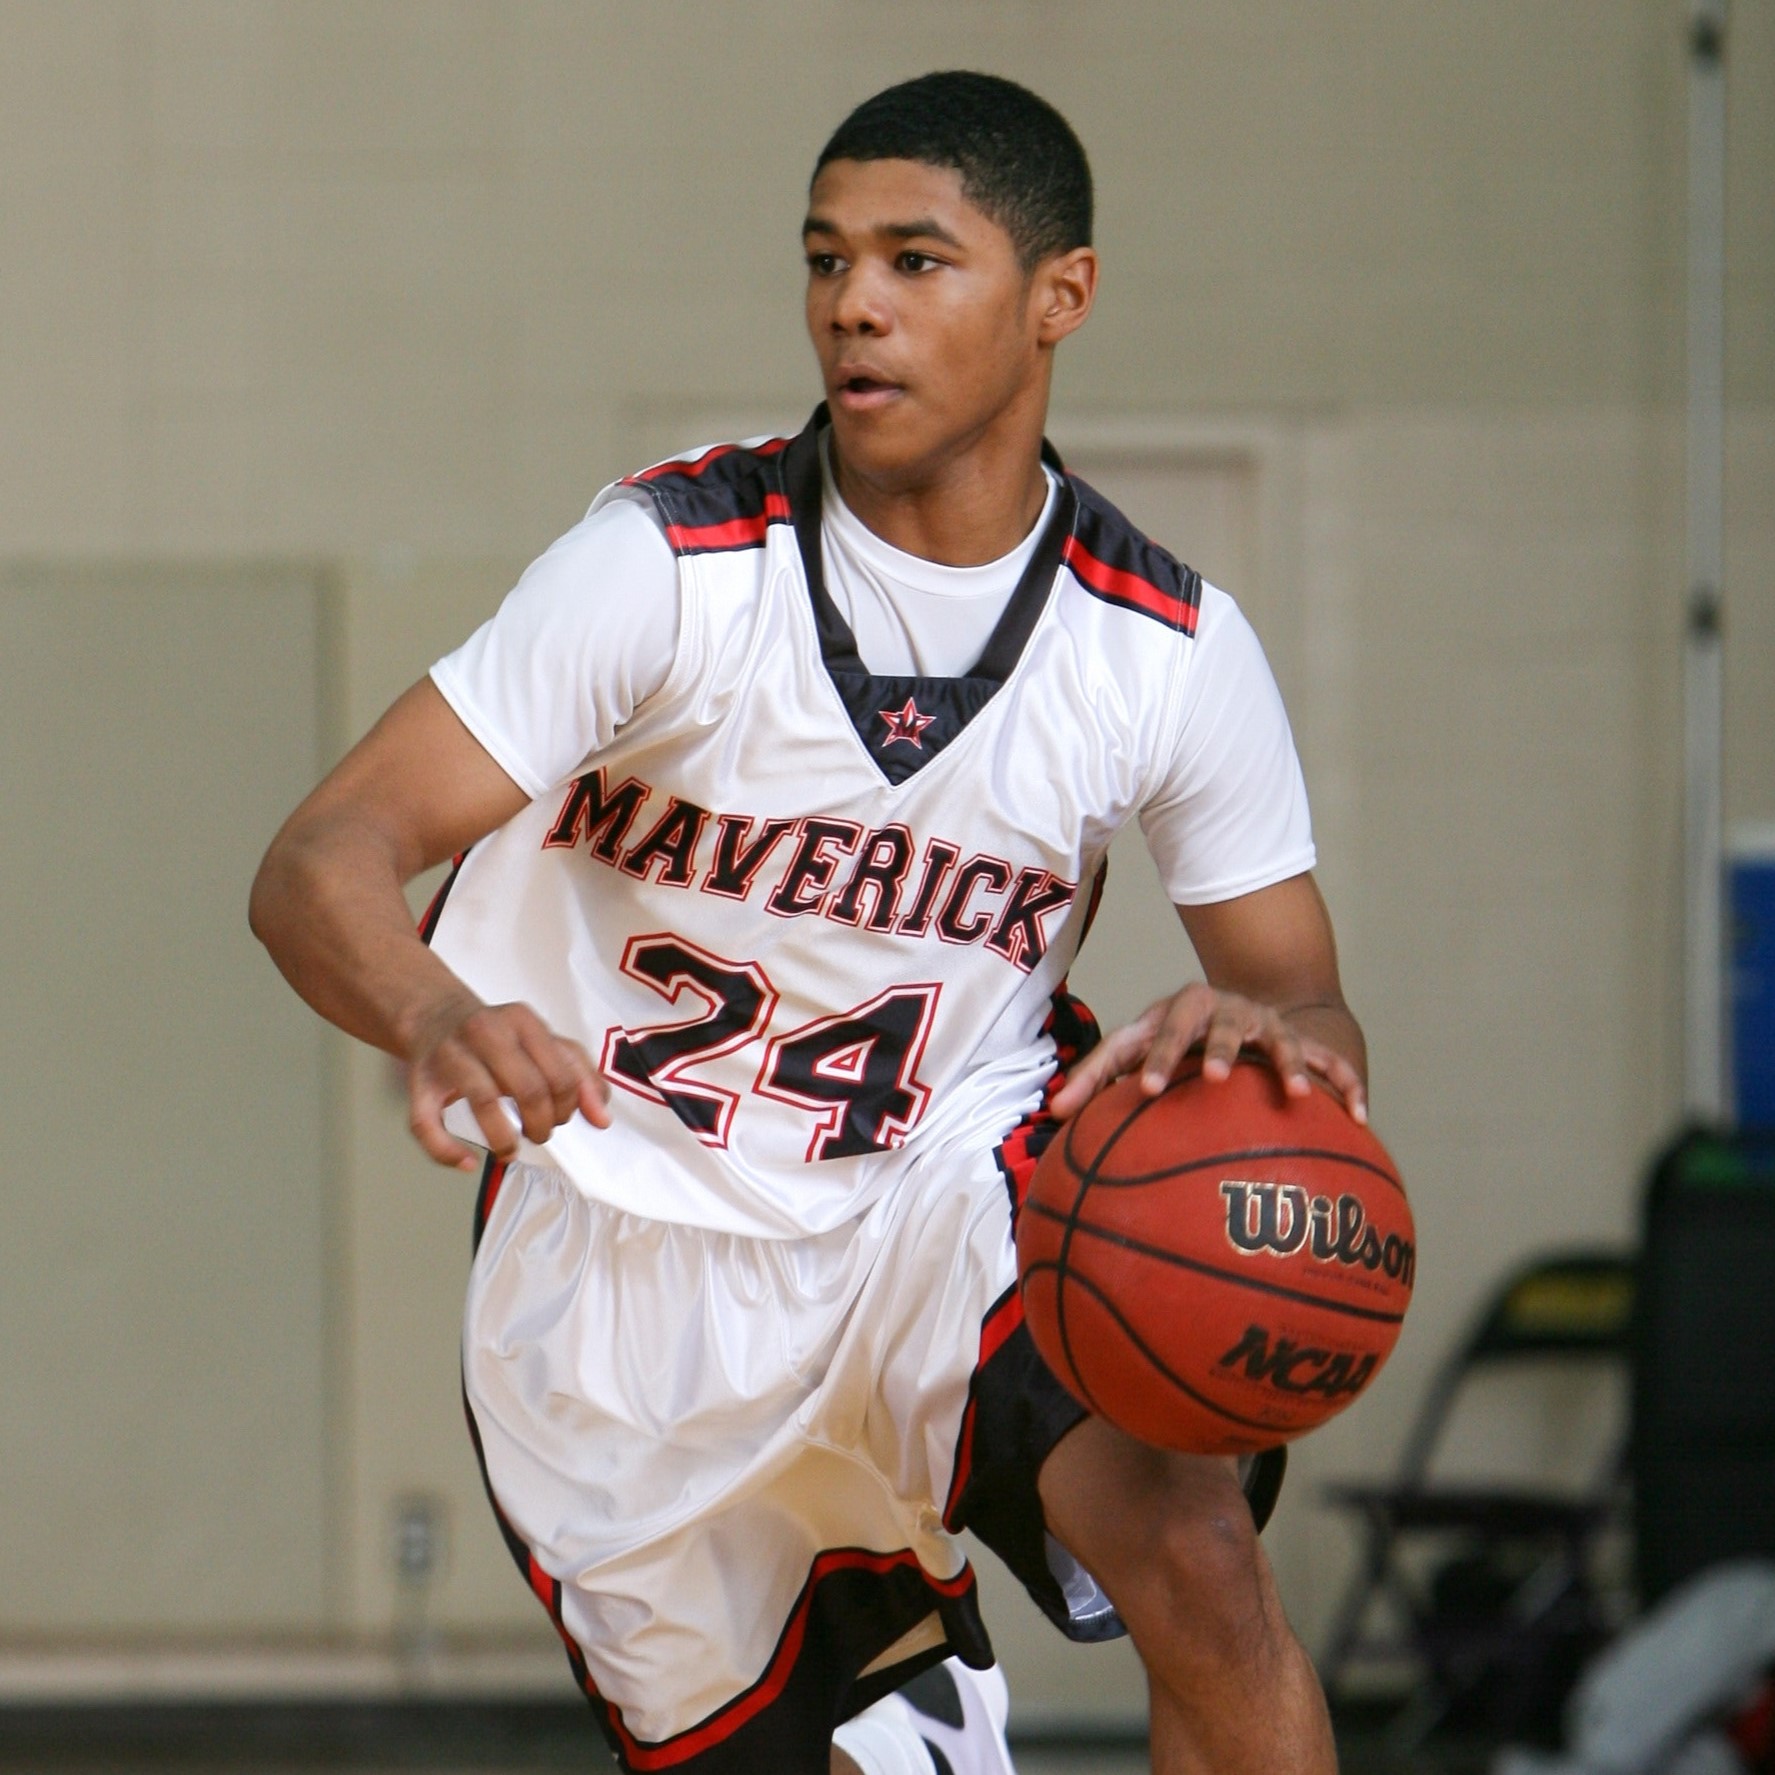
[877,696,937,750]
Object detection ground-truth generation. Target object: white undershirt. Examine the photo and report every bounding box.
[819,435,1059,677]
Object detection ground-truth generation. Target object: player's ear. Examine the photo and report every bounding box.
[1033,246,1097,346]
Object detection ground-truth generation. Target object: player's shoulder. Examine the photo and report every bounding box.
[1058,471,1203,637]
[617,430,797,558]
[485,485,680,620]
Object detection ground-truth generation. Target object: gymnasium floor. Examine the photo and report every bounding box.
[0,1712,1492,1774]
[0,1752,1482,1775]
[0,1655,1491,1774]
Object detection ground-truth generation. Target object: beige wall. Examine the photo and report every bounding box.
[5,0,1769,558]
[2,0,1771,1722]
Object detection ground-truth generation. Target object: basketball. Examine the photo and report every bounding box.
[1017,1056,1414,1455]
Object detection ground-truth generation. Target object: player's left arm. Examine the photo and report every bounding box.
[1050,871,1367,1123]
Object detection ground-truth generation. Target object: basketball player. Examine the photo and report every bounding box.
[252,73,1366,1775]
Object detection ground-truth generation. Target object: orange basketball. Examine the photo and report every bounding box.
[1016,1056,1414,1455]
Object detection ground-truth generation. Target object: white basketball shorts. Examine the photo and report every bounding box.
[459,998,1284,1773]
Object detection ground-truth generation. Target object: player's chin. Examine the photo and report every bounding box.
[826,398,942,484]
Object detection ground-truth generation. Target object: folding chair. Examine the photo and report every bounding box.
[1319,1248,1637,1746]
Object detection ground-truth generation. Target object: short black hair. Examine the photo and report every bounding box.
[813,71,1092,270]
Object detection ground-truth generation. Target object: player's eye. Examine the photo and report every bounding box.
[806,252,842,276]
[896,251,940,274]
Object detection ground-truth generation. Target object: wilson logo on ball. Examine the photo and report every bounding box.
[1216,1323,1379,1401]
[1015,1060,1414,1455]
[1220,1181,1416,1285]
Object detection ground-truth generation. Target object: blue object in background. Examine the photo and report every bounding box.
[1732,831,1775,1129]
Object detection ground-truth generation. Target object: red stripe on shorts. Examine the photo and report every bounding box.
[943,1286,1025,1529]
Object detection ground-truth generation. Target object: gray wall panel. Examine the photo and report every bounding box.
[0,564,329,1630]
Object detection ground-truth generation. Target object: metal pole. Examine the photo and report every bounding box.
[1684,0,1727,1122]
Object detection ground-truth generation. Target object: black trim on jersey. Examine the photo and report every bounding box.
[624,409,1201,774]
[1062,473,1203,632]
[781,414,1077,787]
[622,437,793,556]
[417,850,468,945]
[943,1283,1107,1644]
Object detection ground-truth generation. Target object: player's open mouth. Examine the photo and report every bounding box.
[834,373,902,411]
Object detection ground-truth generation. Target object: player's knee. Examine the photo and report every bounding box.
[1113,1465,1274,1668]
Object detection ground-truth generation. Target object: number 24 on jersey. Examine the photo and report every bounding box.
[600,933,940,1162]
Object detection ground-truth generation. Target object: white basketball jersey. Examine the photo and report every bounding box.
[426,412,1286,1239]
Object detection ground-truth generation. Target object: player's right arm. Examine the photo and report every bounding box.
[248,677,610,1171]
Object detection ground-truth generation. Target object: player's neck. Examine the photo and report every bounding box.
[828,398,1055,568]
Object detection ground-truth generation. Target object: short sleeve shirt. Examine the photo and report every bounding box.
[432,482,1314,905]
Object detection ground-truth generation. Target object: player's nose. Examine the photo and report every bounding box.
[825,264,893,337]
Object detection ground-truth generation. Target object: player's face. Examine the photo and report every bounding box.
[803,158,1093,490]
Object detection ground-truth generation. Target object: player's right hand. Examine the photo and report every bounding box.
[404,993,611,1171]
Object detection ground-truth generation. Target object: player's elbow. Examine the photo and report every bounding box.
[248,812,354,956]
[248,824,309,954]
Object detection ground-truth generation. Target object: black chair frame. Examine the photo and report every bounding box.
[1320,1247,1636,1747]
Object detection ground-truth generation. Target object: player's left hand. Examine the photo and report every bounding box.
[1050,982,1367,1124]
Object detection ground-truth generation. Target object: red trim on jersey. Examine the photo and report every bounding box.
[631,443,737,484]
[996,1120,1047,1215]
[476,1159,508,1236]
[977,1289,1025,1371]
[663,491,791,553]
[1061,534,1199,633]
[532,1561,603,1701]
[461,1389,607,1710]
[945,1412,979,1530]
[417,850,468,944]
[943,1287,1026,1528]
[942,986,1100,1532]
[527,1551,555,1610]
[604,1548,974,1769]
[628,435,790,485]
